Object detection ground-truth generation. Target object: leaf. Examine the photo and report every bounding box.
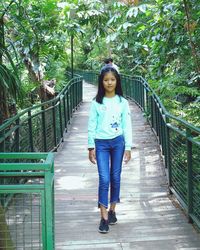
[124,42,128,48]
[126,7,139,18]
[133,7,138,17]
[0,64,19,99]
[139,4,147,13]
[122,22,132,30]
[117,44,122,50]
[126,7,134,18]
[110,32,118,42]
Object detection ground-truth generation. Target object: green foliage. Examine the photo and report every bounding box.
[87,0,200,127]
[182,102,200,127]
[0,64,20,99]
[45,57,67,92]
[1,0,200,127]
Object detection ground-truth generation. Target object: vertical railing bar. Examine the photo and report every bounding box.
[44,168,54,250]
[73,81,76,110]
[186,128,193,223]
[15,118,20,152]
[41,106,47,152]
[150,96,154,127]
[66,89,70,125]
[28,111,34,152]
[0,129,5,152]
[166,121,172,194]
[158,111,162,145]
[59,97,63,142]
[76,80,77,107]
[69,85,73,118]
[63,95,67,129]
[52,101,57,148]
[161,116,166,157]
[41,189,47,249]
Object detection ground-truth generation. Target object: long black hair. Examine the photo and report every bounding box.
[95,67,123,104]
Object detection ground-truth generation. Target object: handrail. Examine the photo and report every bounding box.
[0,76,82,130]
[137,76,200,134]
[77,69,200,230]
[0,73,83,249]
[0,152,54,249]
[0,74,83,152]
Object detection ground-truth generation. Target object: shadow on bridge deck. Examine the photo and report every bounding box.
[54,82,200,250]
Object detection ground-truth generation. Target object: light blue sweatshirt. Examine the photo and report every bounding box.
[88,95,132,150]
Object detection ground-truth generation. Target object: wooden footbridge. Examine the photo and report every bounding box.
[0,72,200,249]
[54,81,200,250]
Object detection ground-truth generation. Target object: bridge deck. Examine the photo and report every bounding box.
[55,82,200,250]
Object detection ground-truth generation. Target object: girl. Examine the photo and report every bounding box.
[88,67,132,233]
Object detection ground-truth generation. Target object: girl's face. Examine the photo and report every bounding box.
[103,72,117,97]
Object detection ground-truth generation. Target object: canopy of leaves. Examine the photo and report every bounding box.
[0,0,200,127]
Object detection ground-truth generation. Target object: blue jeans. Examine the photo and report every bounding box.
[95,135,125,208]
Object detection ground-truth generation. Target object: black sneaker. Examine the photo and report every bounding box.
[108,210,117,225]
[98,218,109,233]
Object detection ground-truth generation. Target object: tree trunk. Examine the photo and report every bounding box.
[183,0,200,74]
[0,17,4,64]
[0,15,10,125]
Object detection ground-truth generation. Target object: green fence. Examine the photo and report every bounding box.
[79,70,200,230]
[0,75,83,153]
[0,153,54,250]
[0,74,83,249]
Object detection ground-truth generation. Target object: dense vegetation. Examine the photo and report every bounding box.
[0,0,200,126]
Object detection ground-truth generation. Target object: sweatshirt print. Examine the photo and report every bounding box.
[88,95,132,150]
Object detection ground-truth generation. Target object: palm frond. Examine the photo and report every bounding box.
[0,46,21,99]
[0,64,19,99]
[0,47,21,84]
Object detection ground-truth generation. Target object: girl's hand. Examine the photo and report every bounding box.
[123,150,131,164]
[88,149,96,164]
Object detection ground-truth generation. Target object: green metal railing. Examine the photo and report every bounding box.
[78,70,200,229]
[0,153,54,249]
[0,75,83,153]
[0,74,83,249]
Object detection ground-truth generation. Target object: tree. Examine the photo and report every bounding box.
[0,0,21,125]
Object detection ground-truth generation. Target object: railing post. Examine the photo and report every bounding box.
[161,116,166,157]
[152,99,156,131]
[15,118,20,152]
[66,89,70,125]
[130,77,132,99]
[155,102,159,135]
[165,118,172,194]
[144,85,148,114]
[158,112,162,144]
[150,96,153,127]
[63,95,67,129]
[128,77,131,99]
[77,80,80,104]
[41,106,47,152]
[80,79,83,103]
[28,111,34,152]
[186,128,193,223]
[140,78,144,109]
[69,86,72,118]
[0,130,5,152]
[146,88,150,116]
[73,82,76,111]
[44,164,55,250]
[59,97,63,142]
[75,81,78,109]
[52,101,57,148]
